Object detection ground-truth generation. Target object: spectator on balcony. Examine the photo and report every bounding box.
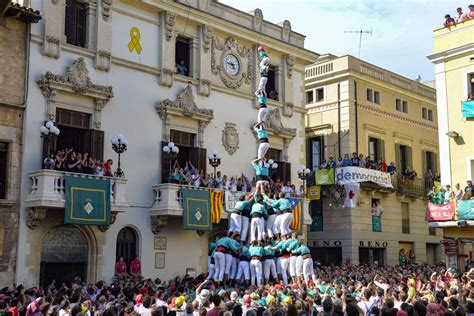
[176,60,188,76]
[444,185,454,203]
[171,165,186,184]
[387,162,397,175]
[327,156,336,168]
[378,159,388,172]
[336,156,344,167]
[468,93,474,101]
[272,178,282,194]
[444,14,455,27]
[319,159,328,169]
[366,159,374,170]
[43,154,55,169]
[358,154,366,168]
[201,174,211,188]
[282,181,293,198]
[465,4,474,20]
[104,159,113,177]
[66,152,81,173]
[342,154,352,167]
[455,7,464,22]
[351,152,360,167]
[94,160,104,176]
[268,90,278,101]
[403,166,417,180]
[465,180,473,197]
[295,185,305,198]
[424,169,434,191]
[230,177,238,192]
[427,186,442,204]
[454,183,463,201]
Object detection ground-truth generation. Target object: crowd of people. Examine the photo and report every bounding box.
[444,4,474,26]
[4,262,474,316]
[317,153,398,176]
[43,148,114,177]
[427,180,473,205]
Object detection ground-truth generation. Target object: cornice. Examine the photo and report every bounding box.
[427,42,474,64]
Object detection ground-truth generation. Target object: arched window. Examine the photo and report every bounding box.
[116,227,138,273]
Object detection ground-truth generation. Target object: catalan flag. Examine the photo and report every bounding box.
[288,197,303,233]
[211,190,224,224]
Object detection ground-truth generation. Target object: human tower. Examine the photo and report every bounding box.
[208,46,316,288]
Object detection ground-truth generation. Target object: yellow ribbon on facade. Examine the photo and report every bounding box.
[128,27,142,54]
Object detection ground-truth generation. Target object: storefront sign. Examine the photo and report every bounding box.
[359,240,388,248]
[335,167,393,188]
[426,202,455,221]
[442,239,459,256]
[312,240,342,247]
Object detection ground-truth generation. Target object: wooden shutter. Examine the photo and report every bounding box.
[377,139,385,161]
[194,147,207,175]
[90,130,104,161]
[432,153,438,175]
[406,146,413,171]
[280,162,291,183]
[421,150,426,173]
[76,2,87,47]
[65,0,77,45]
[395,144,401,171]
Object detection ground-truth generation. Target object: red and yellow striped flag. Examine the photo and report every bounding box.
[211,190,224,224]
[289,198,302,233]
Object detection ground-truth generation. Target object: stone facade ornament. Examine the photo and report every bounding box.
[26,207,47,230]
[151,215,168,235]
[198,79,211,97]
[285,55,295,79]
[102,0,113,22]
[202,25,213,53]
[252,9,263,32]
[159,68,175,87]
[43,36,61,59]
[51,0,59,4]
[197,0,210,11]
[251,109,296,141]
[211,36,253,89]
[95,50,112,72]
[222,122,239,155]
[281,20,291,42]
[282,102,294,118]
[164,12,176,41]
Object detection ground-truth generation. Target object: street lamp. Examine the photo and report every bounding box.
[111,134,128,178]
[297,165,311,189]
[162,142,179,182]
[208,150,222,187]
[40,121,60,157]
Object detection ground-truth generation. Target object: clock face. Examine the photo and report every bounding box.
[223,54,240,76]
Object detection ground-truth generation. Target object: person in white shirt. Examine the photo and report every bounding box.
[281,181,293,198]
[230,177,238,191]
[215,172,223,189]
[295,185,305,198]
[357,289,374,315]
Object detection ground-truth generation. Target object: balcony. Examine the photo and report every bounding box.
[150,183,311,234]
[393,176,425,198]
[24,169,128,230]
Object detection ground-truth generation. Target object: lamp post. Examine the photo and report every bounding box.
[162,142,179,182]
[208,150,222,188]
[111,134,128,178]
[40,121,60,157]
[297,165,311,189]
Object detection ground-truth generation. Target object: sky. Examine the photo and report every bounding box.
[220,0,461,81]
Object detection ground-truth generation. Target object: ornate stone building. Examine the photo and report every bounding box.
[15,0,319,286]
[0,1,40,286]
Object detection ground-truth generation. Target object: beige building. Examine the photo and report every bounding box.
[304,55,442,266]
[0,1,40,285]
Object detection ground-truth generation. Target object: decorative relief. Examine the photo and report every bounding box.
[43,36,61,59]
[222,122,239,155]
[252,9,263,32]
[281,20,291,42]
[211,37,253,89]
[282,102,294,118]
[201,25,213,53]
[101,0,113,22]
[95,50,112,72]
[159,68,174,87]
[164,12,176,41]
[198,79,211,97]
[151,215,168,235]
[285,55,295,79]
[26,207,47,230]
[51,0,59,5]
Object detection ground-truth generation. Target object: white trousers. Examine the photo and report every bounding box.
[296,256,304,276]
[264,259,278,280]
[260,56,270,69]
[230,257,238,279]
[207,256,215,280]
[250,217,265,242]
[258,142,270,160]
[303,258,317,285]
[274,215,283,235]
[213,252,226,281]
[224,253,233,276]
[289,255,298,277]
[279,257,290,286]
[258,77,268,91]
[229,213,242,233]
[250,259,263,287]
[266,214,277,238]
[240,216,249,242]
[280,212,293,235]
[258,107,268,128]
[236,260,250,282]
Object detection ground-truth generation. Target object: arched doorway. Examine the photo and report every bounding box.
[116,227,138,273]
[40,225,88,287]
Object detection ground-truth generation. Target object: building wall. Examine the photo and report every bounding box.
[0,15,28,286]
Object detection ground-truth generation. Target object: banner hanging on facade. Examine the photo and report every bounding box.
[343,183,360,208]
[307,185,321,200]
[210,190,224,224]
[315,169,335,185]
[181,188,212,231]
[458,200,474,219]
[224,191,246,213]
[64,176,110,226]
[372,216,382,232]
[462,100,474,118]
[426,202,455,221]
[335,167,393,188]
[288,197,303,234]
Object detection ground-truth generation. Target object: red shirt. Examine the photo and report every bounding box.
[379,161,388,172]
[9,307,19,316]
[104,163,113,177]
[131,259,141,274]
[115,261,127,274]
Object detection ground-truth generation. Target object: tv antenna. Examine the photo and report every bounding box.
[344,29,372,58]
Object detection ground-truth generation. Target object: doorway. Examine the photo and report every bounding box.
[359,247,385,265]
[116,227,138,273]
[40,225,88,287]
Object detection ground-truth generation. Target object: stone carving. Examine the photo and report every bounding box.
[156,84,214,118]
[197,0,210,11]
[102,0,113,21]
[164,12,176,41]
[198,79,211,97]
[43,36,61,59]
[285,55,295,79]
[98,212,118,232]
[283,102,294,118]
[197,120,209,148]
[51,0,59,5]
[202,25,213,53]
[211,37,253,89]
[222,122,239,155]
[159,68,174,87]
[266,109,297,136]
[252,9,263,32]
[151,215,168,235]
[282,20,291,42]
[26,207,47,230]
[95,50,112,72]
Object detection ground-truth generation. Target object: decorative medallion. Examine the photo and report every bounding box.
[222,122,239,155]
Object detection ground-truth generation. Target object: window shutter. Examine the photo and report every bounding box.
[395,144,401,171]
[377,139,385,161]
[76,3,87,48]
[65,0,77,45]
[91,130,104,161]
[406,146,413,171]
[432,153,437,175]
[281,162,291,183]
[421,150,426,174]
[197,147,207,175]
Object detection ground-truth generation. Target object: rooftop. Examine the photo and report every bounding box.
[1,1,41,23]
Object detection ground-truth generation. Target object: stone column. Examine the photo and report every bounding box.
[95,0,113,71]
[42,0,65,59]
[158,11,176,87]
